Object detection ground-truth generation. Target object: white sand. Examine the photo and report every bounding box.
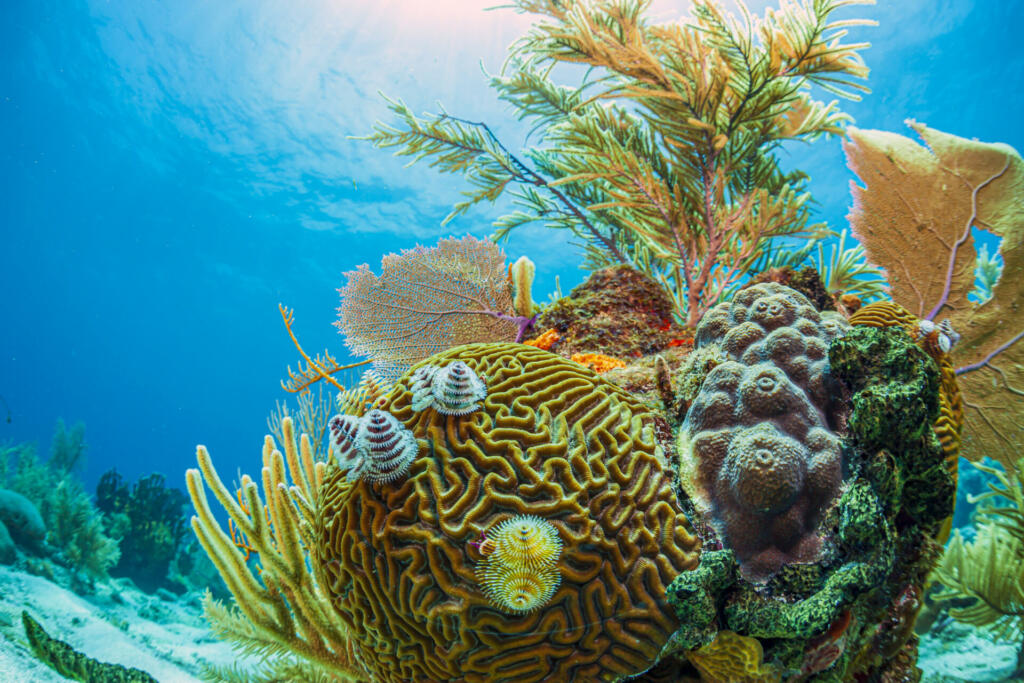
[0,565,243,682]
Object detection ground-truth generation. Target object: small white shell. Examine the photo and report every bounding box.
[356,409,419,483]
[918,319,936,335]
[430,361,487,415]
[937,333,952,354]
[409,365,438,412]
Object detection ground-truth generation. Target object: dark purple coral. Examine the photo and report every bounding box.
[680,283,850,580]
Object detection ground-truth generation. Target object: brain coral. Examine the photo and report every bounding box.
[315,343,700,683]
[679,282,849,580]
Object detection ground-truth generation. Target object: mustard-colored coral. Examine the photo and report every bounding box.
[314,343,700,683]
[685,631,780,683]
[570,352,627,373]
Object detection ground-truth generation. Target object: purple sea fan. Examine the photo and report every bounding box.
[429,361,487,416]
[335,236,532,383]
[355,409,419,483]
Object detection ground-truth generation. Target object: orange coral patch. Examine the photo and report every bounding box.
[570,352,627,373]
[523,328,560,351]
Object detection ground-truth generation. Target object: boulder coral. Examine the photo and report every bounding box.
[678,282,849,580]
[667,325,954,681]
[314,342,700,683]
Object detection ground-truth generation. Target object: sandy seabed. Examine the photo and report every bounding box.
[0,565,242,682]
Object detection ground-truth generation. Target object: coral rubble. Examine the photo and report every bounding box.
[314,342,700,683]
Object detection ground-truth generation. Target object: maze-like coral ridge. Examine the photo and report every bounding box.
[315,343,700,683]
[681,283,849,580]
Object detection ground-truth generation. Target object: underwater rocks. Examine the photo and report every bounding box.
[0,489,46,554]
[678,282,850,580]
[537,264,686,358]
[666,316,955,682]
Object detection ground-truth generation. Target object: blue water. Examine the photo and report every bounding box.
[2,0,1023,495]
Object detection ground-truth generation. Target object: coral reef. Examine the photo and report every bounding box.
[844,120,1024,470]
[744,229,888,304]
[335,235,533,381]
[667,324,955,681]
[522,327,559,350]
[570,351,627,373]
[678,282,849,580]
[315,342,700,683]
[96,471,188,593]
[0,425,120,581]
[0,488,46,551]
[22,610,158,682]
[685,630,780,683]
[536,265,684,358]
[932,457,1024,642]
[186,417,363,681]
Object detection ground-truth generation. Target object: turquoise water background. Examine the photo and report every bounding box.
[2,0,1023,493]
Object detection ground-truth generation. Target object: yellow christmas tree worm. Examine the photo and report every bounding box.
[186,417,363,681]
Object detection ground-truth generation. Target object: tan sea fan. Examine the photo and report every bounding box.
[844,121,1024,469]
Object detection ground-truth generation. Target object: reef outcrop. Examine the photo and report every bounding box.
[667,315,955,681]
[314,342,700,683]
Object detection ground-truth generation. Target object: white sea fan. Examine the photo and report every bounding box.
[356,409,419,483]
[429,361,487,416]
[409,365,438,412]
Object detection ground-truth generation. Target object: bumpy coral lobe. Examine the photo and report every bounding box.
[315,343,700,683]
[680,283,849,580]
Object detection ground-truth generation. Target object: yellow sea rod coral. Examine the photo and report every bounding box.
[314,342,700,683]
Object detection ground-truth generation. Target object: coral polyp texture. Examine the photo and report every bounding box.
[679,282,849,580]
[314,343,700,683]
